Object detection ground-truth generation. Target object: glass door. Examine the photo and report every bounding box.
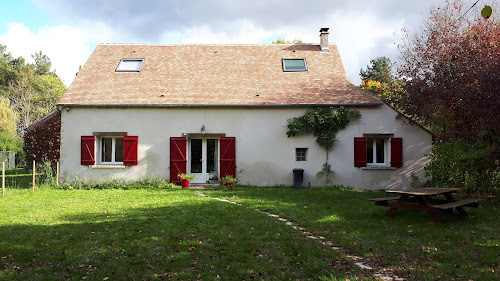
[189,138,218,184]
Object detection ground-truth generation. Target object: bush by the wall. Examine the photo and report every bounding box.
[58,178,177,190]
[426,139,499,194]
[23,111,60,168]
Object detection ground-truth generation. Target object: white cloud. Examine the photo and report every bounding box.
[0,22,92,86]
[0,0,425,89]
[25,0,440,86]
[329,11,403,85]
[161,20,278,44]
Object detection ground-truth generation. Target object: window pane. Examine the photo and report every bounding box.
[115,137,124,162]
[116,59,143,72]
[102,138,112,162]
[191,139,202,173]
[367,139,374,163]
[376,139,385,163]
[207,139,217,173]
[296,148,307,161]
[283,59,306,71]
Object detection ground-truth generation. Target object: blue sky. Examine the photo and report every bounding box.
[0,0,50,33]
[2,0,475,86]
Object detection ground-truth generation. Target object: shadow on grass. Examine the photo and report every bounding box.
[204,186,500,281]
[0,191,368,281]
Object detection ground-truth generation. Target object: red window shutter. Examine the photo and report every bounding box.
[81,136,95,165]
[220,137,236,178]
[354,137,367,167]
[390,138,403,168]
[123,136,138,166]
[170,137,187,185]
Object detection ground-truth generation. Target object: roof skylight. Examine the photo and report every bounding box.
[116,59,144,72]
[282,58,307,72]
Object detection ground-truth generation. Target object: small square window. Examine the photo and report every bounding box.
[116,59,144,72]
[282,58,307,72]
[296,148,308,161]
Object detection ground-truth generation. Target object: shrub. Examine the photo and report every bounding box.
[39,161,57,186]
[23,111,60,167]
[177,173,196,181]
[58,177,177,190]
[426,139,499,194]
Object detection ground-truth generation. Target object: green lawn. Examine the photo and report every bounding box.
[0,187,371,280]
[204,186,500,281]
[1,186,498,280]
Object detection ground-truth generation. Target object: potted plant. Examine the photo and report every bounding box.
[177,173,196,188]
[220,175,238,189]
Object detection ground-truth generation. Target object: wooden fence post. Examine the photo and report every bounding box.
[32,160,35,191]
[2,162,5,197]
[56,162,60,186]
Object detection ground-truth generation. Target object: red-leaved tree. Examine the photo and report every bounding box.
[23,110,61,167]
[396,0,500,142]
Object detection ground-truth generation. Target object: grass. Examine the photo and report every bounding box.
[204,186,500,281]
[0,187,371,280]
[1,185,498,280]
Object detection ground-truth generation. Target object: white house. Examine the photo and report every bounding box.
[57,28,432,190]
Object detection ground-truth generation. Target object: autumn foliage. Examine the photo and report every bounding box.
[393,0,500,192]
[396,0,500,141]
[23,110,61,166]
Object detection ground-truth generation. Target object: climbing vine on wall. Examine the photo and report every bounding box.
[286,107,361,185]
[286,107,361,149]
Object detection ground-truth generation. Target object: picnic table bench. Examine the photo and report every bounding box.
[369,188,481,221]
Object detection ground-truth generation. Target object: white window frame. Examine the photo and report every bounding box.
[366,137,389,167]
[282,58,308,72]
[98,136,124,165]
[115,59,144,72]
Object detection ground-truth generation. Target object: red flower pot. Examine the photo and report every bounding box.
[180,179,190,188]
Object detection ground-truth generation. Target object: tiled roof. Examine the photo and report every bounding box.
[58,43,382,107]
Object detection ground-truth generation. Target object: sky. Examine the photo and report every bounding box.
[0,0,454,87]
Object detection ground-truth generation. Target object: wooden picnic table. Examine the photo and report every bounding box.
[369,188,481,221]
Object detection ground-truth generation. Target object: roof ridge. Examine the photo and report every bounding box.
[98,43,330,47]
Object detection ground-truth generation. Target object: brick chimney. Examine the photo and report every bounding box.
[319,28,329,52]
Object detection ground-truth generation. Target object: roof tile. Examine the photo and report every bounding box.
[59,44,381,106]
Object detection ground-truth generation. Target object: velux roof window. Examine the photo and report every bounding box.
[115,59,144,72]
[282,58,307,72]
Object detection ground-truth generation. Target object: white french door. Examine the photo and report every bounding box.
[189,138,218,184]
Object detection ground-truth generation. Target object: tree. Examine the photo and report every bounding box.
[395,0,500,192]
[0,97,22,154]
[0,44,18,96]
[32,51,52,75]
[0,97,18,136]
[396,0,500,141]
[23,111,61,165]
[272,38,304,44]
[359,56,394,83]
[0,44,66,135]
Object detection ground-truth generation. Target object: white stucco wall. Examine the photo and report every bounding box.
[60,105,432,190]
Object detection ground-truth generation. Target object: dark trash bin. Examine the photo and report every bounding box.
[293,168,304,189]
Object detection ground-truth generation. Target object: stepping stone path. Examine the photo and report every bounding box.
[196,190,405,281]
